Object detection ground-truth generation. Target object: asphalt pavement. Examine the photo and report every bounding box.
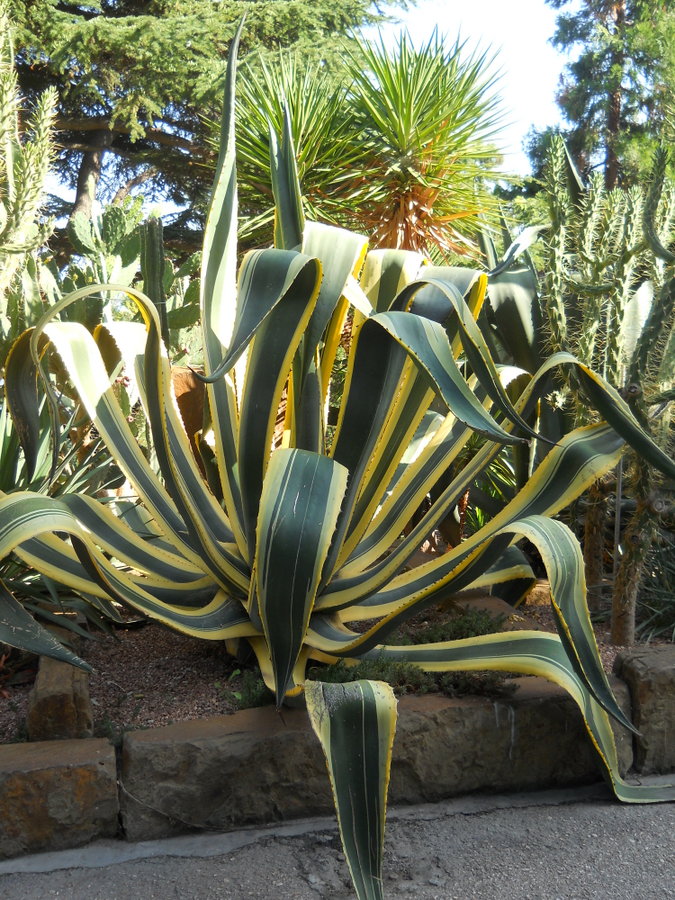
[0,782,673,899]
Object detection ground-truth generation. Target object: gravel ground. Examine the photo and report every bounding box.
[0,624,241,743]
[0,585,627,744]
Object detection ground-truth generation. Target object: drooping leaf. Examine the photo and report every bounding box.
[306,679,397,900]
[0,579,90,670]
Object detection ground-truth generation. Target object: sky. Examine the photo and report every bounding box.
[367,0,567,175]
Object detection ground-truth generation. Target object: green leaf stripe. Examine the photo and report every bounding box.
[14,531,213,607]
[358,248,424,313]
[0,493,254,638]
[324,423,623,612]
[370,311,521,444]
[200,18,242,356]
[199,249,322,381]
[393,274,537,436]
[305,625,673,803]
[5,330,48,482]
[342,374,436,558]
[60,495,206,582]
[576,363,675,480]
[70,535,256,639]
[137,332,250,592]
[237,257,322,549]
[338,416,477,577]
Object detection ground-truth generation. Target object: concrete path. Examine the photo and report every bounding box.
[1,783,673,899]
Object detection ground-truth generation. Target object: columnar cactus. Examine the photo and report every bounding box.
[538,136,675,640]
[0,1,57,366]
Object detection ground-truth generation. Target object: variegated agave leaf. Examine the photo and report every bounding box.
[306,679,397,900]
[1,29,673,900]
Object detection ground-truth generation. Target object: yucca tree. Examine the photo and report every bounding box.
[345,31,503,256]
[235,54,355,243]
[235,30,503,257]
[1,25,674,900]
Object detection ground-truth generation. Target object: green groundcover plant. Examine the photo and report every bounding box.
[0,24,674,900]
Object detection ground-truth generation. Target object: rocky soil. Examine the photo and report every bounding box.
[0,583,626,744]
[0,623,242,743]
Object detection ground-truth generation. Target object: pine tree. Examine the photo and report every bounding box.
[11,1,409,228]
[531,1,675,187]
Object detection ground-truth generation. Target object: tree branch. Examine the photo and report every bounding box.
[112,167,159,205]
[55,117,203,155]
[54,2,100,20]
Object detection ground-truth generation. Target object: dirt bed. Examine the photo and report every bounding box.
[1,625,241,743]
[0,588,626,744]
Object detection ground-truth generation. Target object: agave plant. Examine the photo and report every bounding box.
[1,25,674,900]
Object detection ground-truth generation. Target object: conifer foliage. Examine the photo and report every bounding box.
[11,1,409,224]
[531,1,675,186]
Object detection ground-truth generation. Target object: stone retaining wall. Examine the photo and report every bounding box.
[1,645,673,860]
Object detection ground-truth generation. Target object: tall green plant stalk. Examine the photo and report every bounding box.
[583,188,644,613]
[542,137,570,359]
[610,147,675,644]
[540,138,609,610]
[0,1,56,366]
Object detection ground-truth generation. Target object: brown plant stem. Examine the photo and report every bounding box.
[611,503,657,646]
[610,447,663,646]
[71,127,112,220]
[584,479,608,613]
